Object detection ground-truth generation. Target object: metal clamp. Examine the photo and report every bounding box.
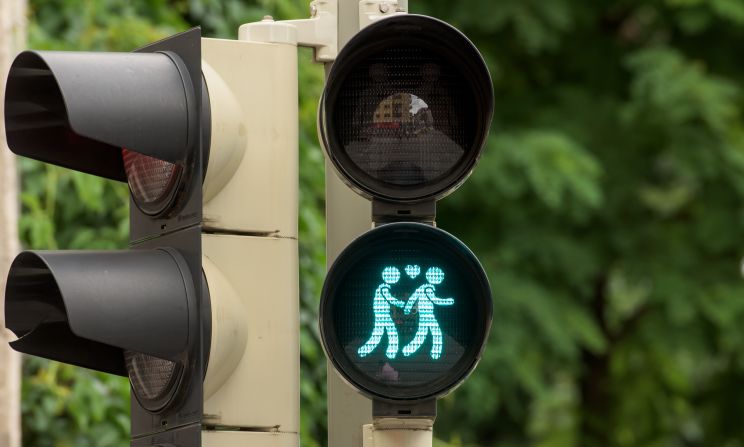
[238,0,338,62]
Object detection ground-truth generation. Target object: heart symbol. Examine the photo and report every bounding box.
[405,265,421,279]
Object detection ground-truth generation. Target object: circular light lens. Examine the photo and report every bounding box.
[321,15,493,202]
[320,223,493,401]
[125,350,183,412]
[122,149,183,216]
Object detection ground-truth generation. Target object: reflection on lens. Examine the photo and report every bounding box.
[345,91,462,186]
[125,350,181,410]
[335,46,474,187]
[122,148,182,215]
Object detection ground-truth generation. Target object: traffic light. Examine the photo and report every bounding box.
[320,222,492,402]
[318,13,494,414]
[5,29,207,444]
[3,26,300,446]
[319,14,492,205]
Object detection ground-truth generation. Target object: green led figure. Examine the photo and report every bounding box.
[358,266,407,359]
[402,267,454,360]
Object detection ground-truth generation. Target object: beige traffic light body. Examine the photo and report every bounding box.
[199,35,299,445]
[201,37,299,235]
[202,431,297,447]
[202,235,298,446]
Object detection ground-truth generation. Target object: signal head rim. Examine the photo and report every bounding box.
[319,222,493,402]
[320,14,494,204]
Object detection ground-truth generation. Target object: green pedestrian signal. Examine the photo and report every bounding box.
[320,222,492,402]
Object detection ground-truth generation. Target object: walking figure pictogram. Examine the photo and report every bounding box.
[402,267,454,359]
[357,266,407,359]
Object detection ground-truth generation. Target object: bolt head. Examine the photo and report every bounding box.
[379,2,390,13]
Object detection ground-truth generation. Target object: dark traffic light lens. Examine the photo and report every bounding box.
[320,15,493,202]
[123,149,183,216]
[320,223,492,401]
[125,351,183,412]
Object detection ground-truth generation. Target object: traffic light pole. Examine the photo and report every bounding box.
[326,165,373,447]
[325,170,373,447]
[324,3,373,446]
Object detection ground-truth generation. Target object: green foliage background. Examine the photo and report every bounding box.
[14,0,744,446]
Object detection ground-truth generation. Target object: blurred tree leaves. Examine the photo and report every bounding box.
[18,0,744,446]
[425,0,744,446]
[21,358,130,447]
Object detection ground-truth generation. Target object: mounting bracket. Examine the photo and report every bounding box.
[239,0,338,62]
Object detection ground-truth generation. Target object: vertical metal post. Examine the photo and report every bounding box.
[324,172,372,447]
[324,1,372,445]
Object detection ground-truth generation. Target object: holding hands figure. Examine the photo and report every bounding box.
[357,265,454,360]
[357,266,407,359]
[402,267,454,360]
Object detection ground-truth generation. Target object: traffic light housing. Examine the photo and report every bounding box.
[4,26,301,446]
[319,14,493,204]
[5,249,201,378]
[320,222,492,402]
[318,14,494,412]
[200,35,300,439]
[4,28,206,444]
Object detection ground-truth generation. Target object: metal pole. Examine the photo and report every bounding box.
[324,5,373,445]
[324,2,373,446]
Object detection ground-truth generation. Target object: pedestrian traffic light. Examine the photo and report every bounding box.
[318,13,494,411]
[320,222,491,402]
[3,26,301,446]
